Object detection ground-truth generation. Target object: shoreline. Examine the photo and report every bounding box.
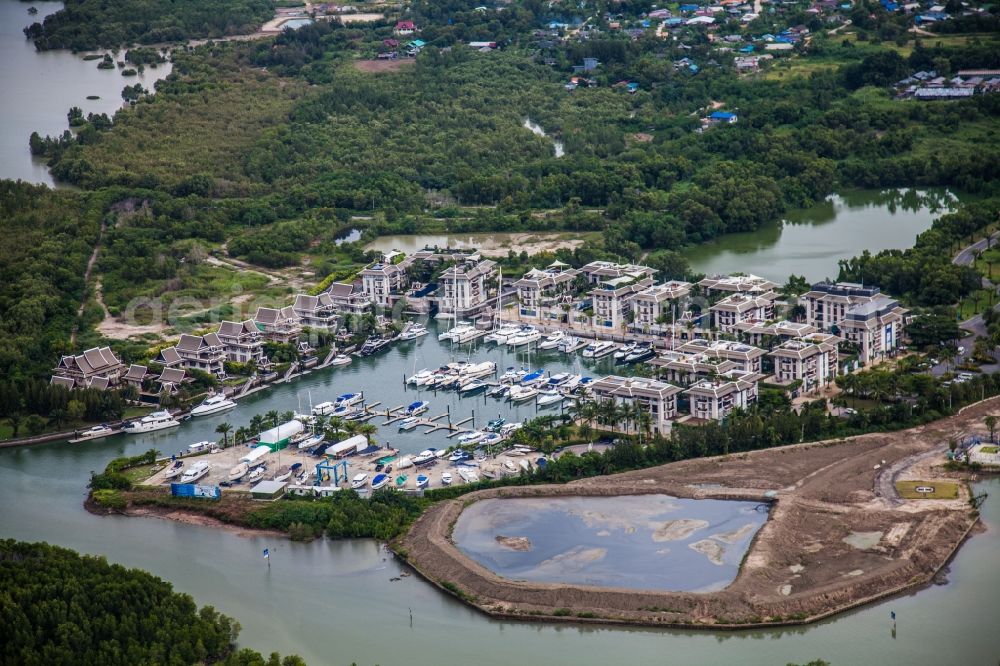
[397,396,1000,628]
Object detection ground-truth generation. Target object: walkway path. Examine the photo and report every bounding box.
[71,222,106,346]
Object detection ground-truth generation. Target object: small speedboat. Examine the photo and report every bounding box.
[441,472,453,486]
[486,417,506,432]
[457,430,485,445]
[448,449,469,462]
[395,474,408,488]
[190,394,237,417]
[519,459,531,473]
[416,474,429,489]
[398,456,414,469]
[482,433,504,447]
[405,400,430,416]
[297,433,325,450]
[351,473,369,489]
[228,462,249,481]
[163,462,184,480]
[329,354,352,367]
[546,372,571,387]
[485,383,508,398]
[246,467,265,482]
[312,401,337,416]
[498,366,526,383]
[272,466,292,482]
[371,473,390,490]
[557,335,581,352]
[521,369,546,385]
[457,467,479,483]
[398,417,419,431]
[69,424,115,443]
[536,390,564,407]
[335,392,363,408]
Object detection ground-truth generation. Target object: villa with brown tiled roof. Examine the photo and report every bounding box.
[51,346,124,389]
[217,320,266,365]
[156,367,188,394]
[254,305,302,343]
[360,252,410,308]
[323,283,372,316]
[292,293,342,330]
[123,364,149,389]
[590,375,682,434]
[438,259,498,318]
[156,333,226,377]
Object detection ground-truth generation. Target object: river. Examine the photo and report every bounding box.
[1,320,998,665]
[0,0,172,185]
[686,188,958,282]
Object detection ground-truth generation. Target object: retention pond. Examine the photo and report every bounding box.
[453,495,767,592]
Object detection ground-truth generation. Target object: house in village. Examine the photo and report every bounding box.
[360,252,410,308]
[394,20,417,35]
[292,293,341,330]
[156,333,226,378]
[709,292,778,333]
[437,258,498,319]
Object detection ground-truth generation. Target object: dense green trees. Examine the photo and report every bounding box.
[0,540,304,665]
[24,0,274,51]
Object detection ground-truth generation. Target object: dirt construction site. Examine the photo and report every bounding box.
[399,397,999,628]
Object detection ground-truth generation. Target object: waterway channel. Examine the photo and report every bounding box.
[0,0,173,184]
[1,322,998,664]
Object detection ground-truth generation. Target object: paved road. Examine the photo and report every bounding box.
[953,230,1000,268]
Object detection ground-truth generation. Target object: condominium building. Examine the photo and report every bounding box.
[769,333,840,391]
[709,292,777,333]
[513,262,580,320]
[438,259,497,317]
[591,276,655,329]
[589,375,682,434]
[734,319,817,348]
[360,253,409,308]
[51,346,125,389]
[801,282,908,363]
[630,280,692,332]
[649,350,738,387]
[579,261,657,285]
[678,339,766,375]
[217,319,266,365]
[697,273,779,297]
[684,370,758,421]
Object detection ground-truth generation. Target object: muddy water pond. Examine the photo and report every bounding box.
[453,495,767,592]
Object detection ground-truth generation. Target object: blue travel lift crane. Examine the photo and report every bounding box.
[315,457,348,486]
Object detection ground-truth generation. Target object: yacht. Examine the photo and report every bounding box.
[413,449,438,466]
[398,323,428,341]
[407,368,434,385]
[69,424,116,443]
[228,462,249,482]
[614,342,638,362]
[405,400,430,416]
[370,473,390,490]
[536,390,565,407]
[484,323,521,344]
[582,340,617,358]
[246,466,265,482]
[190,394,237,418]
[457,431,486,445]
[163,462,184,480]
[180,461,210,483]
[335,393,364,408]
[503,459,518,474]
[398,417,420,431]
[296,433,324,450]
[358,336,392,356]
[441,471,453,486]
[624,344,656,364]
[561,374,583,391]
[123,411,180,434]
[539,330,567,349]
[328,354,352,367]
[448,449,470,462]
[439,320,476,342]
[557,335,582,353]
[506,326,541,347]
[486,417,506,432]
[546,372,571,387]
[351,473,369,489]
[458,361,496,378]
[312,401,337,416]
[272,466,293,483]
[508,386,539,403]
[498,366,527,383]
[520,368,546,385]
[486,384,508,398]
[459,379,488,395]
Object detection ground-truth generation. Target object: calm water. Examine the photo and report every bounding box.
[687,188,959,282]
[453,495,767,591]
[1,322,999,664]
[0,0,172,184]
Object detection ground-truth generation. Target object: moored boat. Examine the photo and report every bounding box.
[190,394,237,417]
[398,323,428,340]
[405,400,430,416]
[123,410,180,434]
[395,474,408,488]
[398,417,419,431]
[329,354,352,367]
[614,342,637,362]
[459,379,488,395]
[457,430,486,445]
[539,330,567,349]
[335,392,363,408]
[536,390,565,407]
[69,424,116,443]
[370,473,390,490]
[412,449,438,466]
[582,340,616,358]
[506,326,541,347]
[520,368,546,385]
[508,386,538,403]
[407,368,434,385]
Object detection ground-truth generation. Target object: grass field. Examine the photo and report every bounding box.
[896,480,961,500]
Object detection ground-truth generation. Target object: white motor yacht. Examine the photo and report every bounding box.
[536,390,565,407]
[180,461,210,483]
[582,340,617,358]
[506,327,541,347]
[407,368,434,385]
[190,394,237,418]
[329,354,352,367]
[123,410,180,434]
[508,386,539,403]
[398,323,428,341]
[228,462,249,481]
[69,424,115,443]
[538,330,567,349]
[351,473,369,489]
[484,323,522,344]
[614,342,637,362]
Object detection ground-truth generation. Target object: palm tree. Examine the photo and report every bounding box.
[265,410,279,428]
[215,422,232,447]
[313,414,328,435]
[249,414,264,435]
[357,423,378,445]
[635,406,653,442]
[281,410,295,423]
[234,426,249,445]
[327,416,344,439]
[985,415,997,442]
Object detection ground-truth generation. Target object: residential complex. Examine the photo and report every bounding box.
[51,347,125,389]
[629,280,692,332]
[769,333,840,391]
[217,320,266,365]
[514,262,579,321]
[589,375,681,434]
[684,370,758,421]
[801,282,908,363]
[709,292,777,333]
